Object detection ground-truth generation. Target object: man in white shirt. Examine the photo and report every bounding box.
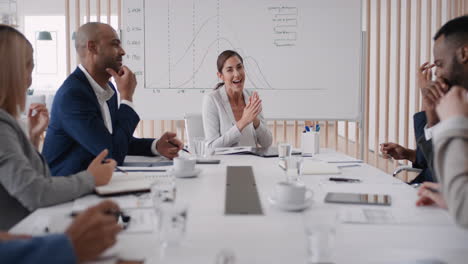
[43,22,182,176]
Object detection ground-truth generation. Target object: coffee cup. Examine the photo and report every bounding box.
[275,181,308,205]
[173,157,196,173]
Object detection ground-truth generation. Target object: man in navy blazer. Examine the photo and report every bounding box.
[43,22,182,176]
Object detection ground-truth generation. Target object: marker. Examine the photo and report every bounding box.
[315,124,320,132]
[305,126,310,132]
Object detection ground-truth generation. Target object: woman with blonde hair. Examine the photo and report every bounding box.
[0,25,115,229]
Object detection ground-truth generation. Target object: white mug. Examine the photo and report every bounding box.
[275,181,308,204]
[173,157,196,173]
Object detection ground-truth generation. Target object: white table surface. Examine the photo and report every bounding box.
[11,150,468,264]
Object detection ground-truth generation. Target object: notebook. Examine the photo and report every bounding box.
[215,146,301,157]
[95,172,168,196]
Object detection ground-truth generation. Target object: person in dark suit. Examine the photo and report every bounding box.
[380,62,436,184]
[43,22,183,176]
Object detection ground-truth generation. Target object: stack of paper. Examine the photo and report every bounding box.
[302,160,341,175]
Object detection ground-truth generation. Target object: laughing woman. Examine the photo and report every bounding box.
[202,50,272,150]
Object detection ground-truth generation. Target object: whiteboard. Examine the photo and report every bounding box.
[122,0,363,120]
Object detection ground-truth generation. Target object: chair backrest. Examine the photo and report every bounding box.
[184,113,205,151]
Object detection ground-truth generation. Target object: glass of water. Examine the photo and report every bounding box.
[151,178,177,214]
[278,142,292,160]
[191,137,206,158]
[158,202,189,247]
[303,208,339,264]
[284,156,304,182]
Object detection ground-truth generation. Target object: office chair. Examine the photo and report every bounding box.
[392,165,423,187]
[392,165,423,177]
[184,113,205,152]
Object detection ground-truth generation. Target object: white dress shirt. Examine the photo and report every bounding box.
[78,64,159,155]
[424,125,433,141]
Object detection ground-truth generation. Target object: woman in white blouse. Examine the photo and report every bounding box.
[202,50,272,149]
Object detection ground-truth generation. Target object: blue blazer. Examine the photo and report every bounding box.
[43,67,155,176]
[0,234,76,264]
[410,111,435,183]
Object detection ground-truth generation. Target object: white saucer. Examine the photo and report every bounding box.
[268,189,313,211]
[169,168,201,178]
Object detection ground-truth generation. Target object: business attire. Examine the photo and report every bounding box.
[0,109,94,229]
[433,116,468,228]
[43,65,157,176]
[410,111,435,184]
[202,86,272,150]
[0,234,76,264]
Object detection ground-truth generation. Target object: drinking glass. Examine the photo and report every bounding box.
[151,178,177,214]
[192,137,206,158]
[278,143,292,160]
[284,156,304,182]
[303,208,339,263]
[158,202,189,247]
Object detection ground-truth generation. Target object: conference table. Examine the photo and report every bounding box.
[11,149,468,264]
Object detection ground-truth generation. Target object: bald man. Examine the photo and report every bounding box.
[43,22,182,176]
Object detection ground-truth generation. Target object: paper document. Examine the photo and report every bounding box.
[316,153,363,163]
[73,194,153,212]
[118,166,167,172]
[124,209,156,233]
[340,208,453,225]
[302,161,341,175]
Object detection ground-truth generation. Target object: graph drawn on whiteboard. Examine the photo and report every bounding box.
[141,0,329,91]
[122,0,362,121]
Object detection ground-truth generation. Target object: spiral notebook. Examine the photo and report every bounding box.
[95,172,169,196]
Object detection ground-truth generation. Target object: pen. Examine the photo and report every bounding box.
[115,166,128,174]
[168,141,190,153]
[329,177,361,183]
[337,164,361,168]
[315,124,320,132]
[305,126,310,132]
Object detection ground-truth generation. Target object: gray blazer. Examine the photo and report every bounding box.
[0,109,94,229]
[202,86,273,149]
[433,116,468,228]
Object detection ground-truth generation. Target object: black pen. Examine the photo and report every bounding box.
[115,166,128,174]
[168,141,190,153]
[329,177,361,183]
